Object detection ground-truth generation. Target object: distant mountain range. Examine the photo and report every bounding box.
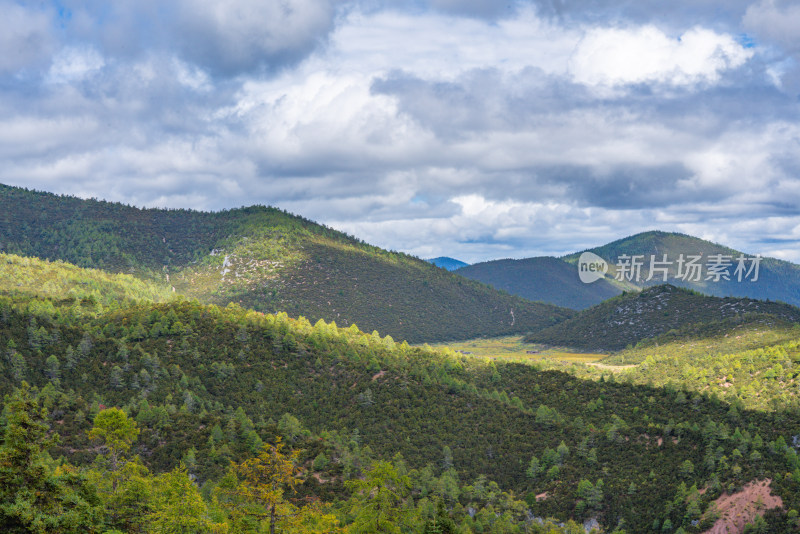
[0,184,571,343]
[427,256,469,271]
[6,181,800,349]
[456,256,620,310]
[454,230,800,310]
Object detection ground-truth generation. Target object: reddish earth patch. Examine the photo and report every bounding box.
[372,370,387,381]
[535,492,548,502]
[703,479,782,534]
[640,434,669,447]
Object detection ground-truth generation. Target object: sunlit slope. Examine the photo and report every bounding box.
[0,184,572,342]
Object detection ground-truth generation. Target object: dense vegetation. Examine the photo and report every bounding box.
[0,252,173,311]
[1,280,800,532]
[456,257,621,310]
[525,285,800,351]
[0,184,571,343]
[536,317,800,413]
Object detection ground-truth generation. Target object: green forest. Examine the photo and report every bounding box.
[1,280,799,532]
[1,186,800,533]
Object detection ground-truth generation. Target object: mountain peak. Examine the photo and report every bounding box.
[427,256,469,271]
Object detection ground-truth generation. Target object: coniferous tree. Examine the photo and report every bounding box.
[0,383,102,532]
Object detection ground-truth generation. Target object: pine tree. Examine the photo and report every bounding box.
[346,461,412,534]
[44,355,60,381]
[0,383,102,532]
[218,438,305,534]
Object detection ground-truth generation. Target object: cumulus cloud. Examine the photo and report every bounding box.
[428,0,517,19]
[532,0,754,28]
[569,26,753,87]
[742,0,800,92]
[0,1,799,263]
[41,0,338,77]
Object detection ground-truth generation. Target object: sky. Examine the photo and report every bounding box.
[2,0,800,263]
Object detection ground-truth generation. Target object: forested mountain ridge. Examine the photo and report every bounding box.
[526,284,800,351]
[2,286,800,532]
[0,184,571,343]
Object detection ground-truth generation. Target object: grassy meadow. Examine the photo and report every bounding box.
[431,335,605,364]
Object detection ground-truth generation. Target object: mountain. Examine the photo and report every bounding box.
[456,231,800,311]
[4,189,800,531]
[1,282,799,532]
[427,256,469,271]
[563,230,800,305]
[525,284,800,351]
[456,257,621,310]
[0,184,571,343]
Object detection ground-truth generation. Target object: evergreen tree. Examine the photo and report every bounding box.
[0,383,102,532]
[346,460,413,534]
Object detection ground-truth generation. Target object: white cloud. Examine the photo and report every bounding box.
[328,195,657,263]
[327,8,577,80]
[172,59,211,91]
[227,69,434,171]
[743,0,800,90]
[570,26,753,87]
[47,47,105,84]
[1,1,799,265]
[0,116,100,158]
[0,2,54,73]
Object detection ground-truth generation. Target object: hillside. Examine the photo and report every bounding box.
[532,316,800,414]
[427,256,469,271]
[456,257,621,309]
[609,319,800,412]
[564,230,800,305]
[0,184,571,343]
[525,284,800,351]
[2,288,800,532]
[0,252,173,312]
